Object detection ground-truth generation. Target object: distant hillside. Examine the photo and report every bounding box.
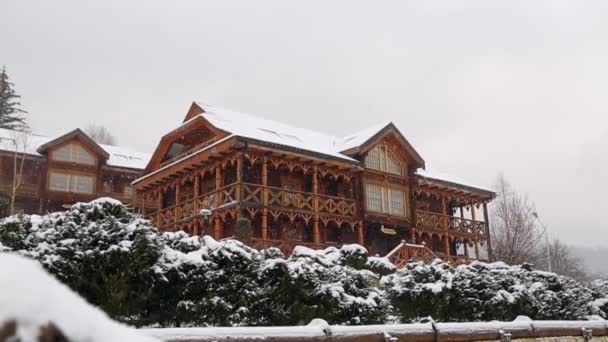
[572,246,608,279]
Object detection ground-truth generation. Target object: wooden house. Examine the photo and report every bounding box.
[0,128,151,216]
[133,102,495,265]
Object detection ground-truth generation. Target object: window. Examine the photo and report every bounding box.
[366,184,382,212]
[51,143,96,165]
[49,172,95,194]
[365,184,407,216]
[364,145,405,175]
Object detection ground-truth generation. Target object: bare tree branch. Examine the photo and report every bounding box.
[490,174,545,266]
[85,124,116,145]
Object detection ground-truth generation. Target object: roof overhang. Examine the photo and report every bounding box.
[416,174,496,202]
[133,135,238,189]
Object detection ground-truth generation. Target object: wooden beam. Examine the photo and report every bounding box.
[262,156,268,241]
[313,165,320,245]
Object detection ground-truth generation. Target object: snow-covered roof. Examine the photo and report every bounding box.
[195,102,358,162]
[416,167,494,195]
[100,143,151,170]
[0,128,151,170]
[335,120,392,152]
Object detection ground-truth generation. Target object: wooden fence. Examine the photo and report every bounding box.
[142,320,608,342]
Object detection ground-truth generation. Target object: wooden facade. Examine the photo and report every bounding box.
[0,129,150,216]
[134,102,495,265]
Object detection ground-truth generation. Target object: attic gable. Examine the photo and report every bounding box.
[340,123,425,169]
[145,113,228,172]
[36,129,109,161]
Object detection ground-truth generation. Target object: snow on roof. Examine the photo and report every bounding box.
[100,143,151,170]
[0,253,157,342]
[335,120,392,152]
[195,102,358,162]
[416,166,494,194]
[0,128,52,156]
[0,128,151,170]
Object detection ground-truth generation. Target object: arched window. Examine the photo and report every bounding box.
[51,143,96,165]
[364,145,404,175]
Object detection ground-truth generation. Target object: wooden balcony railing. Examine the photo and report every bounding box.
[243,182,356,217]
[148,182,356,229]
[148,182,239,228]
[415,210,486,236]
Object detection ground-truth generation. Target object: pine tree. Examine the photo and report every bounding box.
[0,66,28,130]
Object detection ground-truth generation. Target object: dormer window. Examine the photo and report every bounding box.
[51,143,96,166]
[365,145,404,175]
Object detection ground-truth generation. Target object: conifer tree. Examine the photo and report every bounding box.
[0,66,28,130]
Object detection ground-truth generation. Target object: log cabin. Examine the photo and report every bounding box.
[133,102,496,265]
[0,128,151,216]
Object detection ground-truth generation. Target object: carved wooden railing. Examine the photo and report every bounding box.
[148,182,238,228]
[416,210,486,236]
[243,182,355,217]
[149,182,356,229]
[386,240,438,269]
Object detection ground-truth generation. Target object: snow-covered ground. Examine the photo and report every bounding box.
[0,253,157,342]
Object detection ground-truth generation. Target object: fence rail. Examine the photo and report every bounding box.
[142,320,608,342]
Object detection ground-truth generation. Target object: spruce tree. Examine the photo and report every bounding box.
[0,66,27,130]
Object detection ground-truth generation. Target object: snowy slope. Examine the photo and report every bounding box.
[0,253,158,342]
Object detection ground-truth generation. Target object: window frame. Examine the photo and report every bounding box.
[50,143,97,166]
[48,171,96,194]
[364,144,405,176]
[364,182,409,217]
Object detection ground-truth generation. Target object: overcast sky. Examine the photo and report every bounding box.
[1,0,606,246]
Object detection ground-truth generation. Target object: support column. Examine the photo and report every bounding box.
[409,228,416,244]
[483,202,493,261]
[193,174,200,235]
[471,202,480,259]
[174,181,181,227]
[236,155,243,219]
[312,165,320,245]
[440,194,447,229]
[261,156,269,241]
[141,192,146,216]
[156,190,163,228]
[357,221,364,246]
[441,194,449,259]
[214,165,222,239]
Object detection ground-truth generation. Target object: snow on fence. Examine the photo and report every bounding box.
[143,320,608,342]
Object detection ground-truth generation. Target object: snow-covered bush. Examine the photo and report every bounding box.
[259,245,389,326]
[0,198,163,326]
[383,259,598,322]
[1,198,606,326]
[589,279,608,318]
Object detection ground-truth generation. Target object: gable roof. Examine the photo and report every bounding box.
[0,128,151,170]
[336,122,425,168]
[37,128,110,160]
[189,102,358,162]
[182,102,425,166]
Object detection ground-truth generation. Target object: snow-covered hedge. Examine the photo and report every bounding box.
[383,260,604,322]
[0,198,607,327]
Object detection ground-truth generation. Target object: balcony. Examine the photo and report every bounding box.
[415,210,487,237]
[148,181,357,229]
